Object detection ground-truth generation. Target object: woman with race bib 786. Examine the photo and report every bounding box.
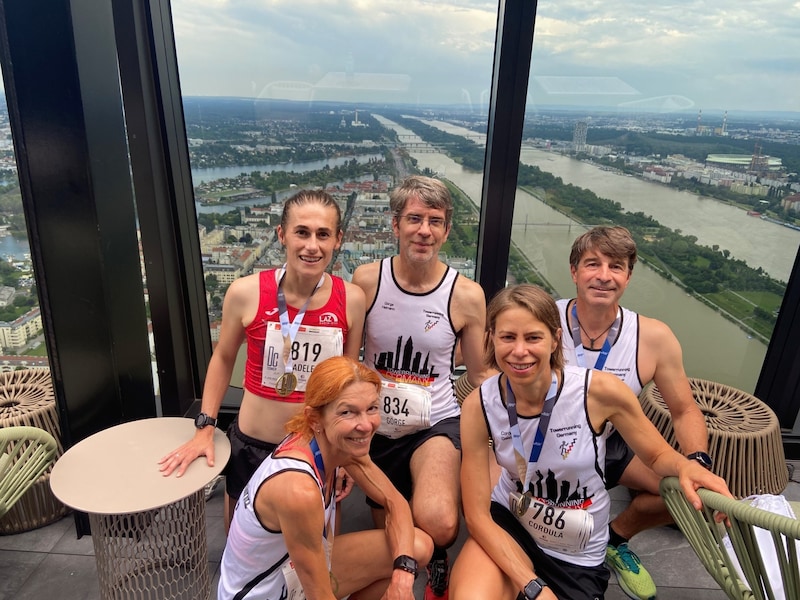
[450,284,731,600]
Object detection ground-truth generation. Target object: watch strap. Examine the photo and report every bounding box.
[195,412,217,429]
[392,555,419,578]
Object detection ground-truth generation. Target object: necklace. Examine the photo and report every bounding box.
[574,310,615,350]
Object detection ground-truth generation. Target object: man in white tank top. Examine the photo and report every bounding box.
[562,226,709,600]
[353,176,488,600]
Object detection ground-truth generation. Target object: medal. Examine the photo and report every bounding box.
[275,372,298,396]
[272,266,325,396]
[510,491,532,516]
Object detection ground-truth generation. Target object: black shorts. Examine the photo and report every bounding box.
[491,501,609,600]
[366,416,461,509]
[224,415,278,500]
[604,430,635,490]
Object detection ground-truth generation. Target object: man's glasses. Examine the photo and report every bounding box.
[398,214,447,230]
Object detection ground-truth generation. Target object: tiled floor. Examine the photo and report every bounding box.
[2,466,798,600]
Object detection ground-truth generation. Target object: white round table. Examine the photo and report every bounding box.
[50,417,230,600]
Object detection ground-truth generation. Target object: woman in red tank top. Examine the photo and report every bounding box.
[159,190,365,529]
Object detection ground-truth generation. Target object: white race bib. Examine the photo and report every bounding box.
[377,381,432,439]
[280,559,306,600]
[509,492,594,554]
[261,322,343,391]
[279,537,333,600]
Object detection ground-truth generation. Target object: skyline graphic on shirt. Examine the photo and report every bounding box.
[373,335,439,386]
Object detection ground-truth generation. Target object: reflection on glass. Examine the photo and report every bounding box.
[515,1,800,392]
[171,0,497,341]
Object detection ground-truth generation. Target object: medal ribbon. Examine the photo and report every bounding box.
[276,265,326,378]
[505,372,559,494]
[570,302,621,371]
[309,436,335,551]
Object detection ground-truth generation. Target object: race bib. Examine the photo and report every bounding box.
[509,492,594,554]
[261,322,343,391]
[279,537,332,600]
[280,559,306,600]
[377,381,432,439]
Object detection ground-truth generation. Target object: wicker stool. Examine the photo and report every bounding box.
[0,368,68,534]
[640,377,788,499]
[454,371,475,406]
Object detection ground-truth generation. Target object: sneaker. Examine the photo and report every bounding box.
[204,475,224,502]
[605,542,657,600]
[424,556,449,600]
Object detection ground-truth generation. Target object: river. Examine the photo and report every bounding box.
[420,119,800,283]
[0,234,30,260]
[191,154,382,214]
[374,114,769,392]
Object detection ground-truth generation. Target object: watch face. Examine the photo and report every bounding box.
[195,413,214,428]
[689,452,712,468]
[392,555,418,576]
[524,579,543,599]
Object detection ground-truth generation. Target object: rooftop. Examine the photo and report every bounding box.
[2,464,799,600]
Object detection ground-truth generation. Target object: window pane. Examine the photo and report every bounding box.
[171,1,497,338]
[0,96,48,371]
[514,1,800,392]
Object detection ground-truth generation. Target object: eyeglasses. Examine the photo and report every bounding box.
[398,214,448,230]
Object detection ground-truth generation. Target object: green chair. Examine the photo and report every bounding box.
[660,475,800,600]
[0,426,58,520]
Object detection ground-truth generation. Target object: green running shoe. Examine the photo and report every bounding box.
[605,542,657,600]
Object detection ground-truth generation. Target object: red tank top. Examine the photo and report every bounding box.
[243,269,349,403]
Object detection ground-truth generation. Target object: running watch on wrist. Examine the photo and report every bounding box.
[688,451,713,470]
[392,555,419,578]
[194,412,217,429]
[523,577,547,599]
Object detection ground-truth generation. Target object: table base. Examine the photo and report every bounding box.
[89,490,209,600]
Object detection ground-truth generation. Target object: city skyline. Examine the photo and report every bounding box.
[170,0,800,113]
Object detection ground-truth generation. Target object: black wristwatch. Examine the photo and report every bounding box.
[523,577,547,599]
[194,412,217,429]
[688,451,713,470]
[392,555,419,578]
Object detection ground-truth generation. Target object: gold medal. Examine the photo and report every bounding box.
[275,372,298,396]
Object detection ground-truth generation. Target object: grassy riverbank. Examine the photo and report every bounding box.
[395,116,781,342]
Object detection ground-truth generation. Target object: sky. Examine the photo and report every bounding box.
[171,0,800,114]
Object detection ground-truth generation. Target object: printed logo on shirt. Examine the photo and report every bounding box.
[264,308,279,316]
[521,468,595,510]
[552,425,581,460]
[372,335,439,386]
[423,309,443,332]
[500,430,512,441]
[381,301,396,312]
[559,437,577,460]
[605,366,631,378]
[318,312,340,325]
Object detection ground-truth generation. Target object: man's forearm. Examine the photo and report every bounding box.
[671,409,709,454]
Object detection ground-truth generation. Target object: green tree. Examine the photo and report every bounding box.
[205,273,219,295]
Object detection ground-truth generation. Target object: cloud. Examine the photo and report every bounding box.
[171,0,800,112]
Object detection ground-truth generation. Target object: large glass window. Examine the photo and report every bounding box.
[171,1,497,343]
[0,96,48,371]
[170,1,800,395]
[511,2,800,392]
